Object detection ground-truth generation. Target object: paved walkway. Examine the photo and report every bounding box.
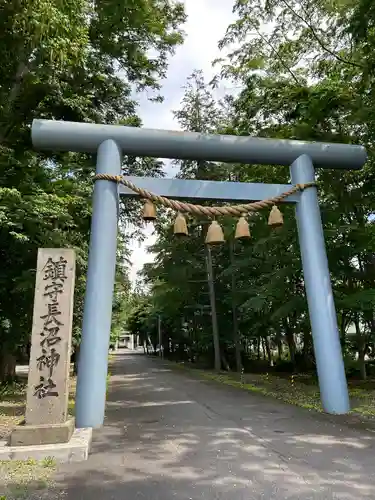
[35,352,375,499]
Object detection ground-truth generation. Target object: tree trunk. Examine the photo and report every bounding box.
[355,315,366,380]
[221,353,231,371]
[257,337,261,360]
[277,333,283,361]
[0,61,32,144]
[0,346,16,383]
[302,330,312,369]
[229,242,242,372]
[339,312,348,354]
[206,246,221,371]
[261,337,266,360]
[263,336,272,364]
[163,337,170,358]
[73,344,80,375]
[284,319,296,369]
[147,335,154,353]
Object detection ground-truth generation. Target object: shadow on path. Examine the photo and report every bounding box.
[23,352,375,499]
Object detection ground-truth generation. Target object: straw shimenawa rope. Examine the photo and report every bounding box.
[93,174,316,218]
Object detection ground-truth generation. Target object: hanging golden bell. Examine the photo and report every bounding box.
[205,220,225,245]
[268,205,283,228]
[235,214,251,240]
[173,212,188,236]
[142,200,156,221]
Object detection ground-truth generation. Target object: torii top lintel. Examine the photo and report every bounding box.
[31,119,367,170]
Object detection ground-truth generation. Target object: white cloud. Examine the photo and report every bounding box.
[127,0,236,286]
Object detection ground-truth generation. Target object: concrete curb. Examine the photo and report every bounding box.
[0,428,92,463]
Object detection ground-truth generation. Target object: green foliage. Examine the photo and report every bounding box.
[127,1,375,381]
[0,0,187,380]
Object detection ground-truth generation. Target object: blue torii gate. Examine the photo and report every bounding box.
[32,119,367,428]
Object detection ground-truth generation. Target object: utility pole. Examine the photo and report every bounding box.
[229,241,242,373]
[158,314,162,359]
[205,246,221,371]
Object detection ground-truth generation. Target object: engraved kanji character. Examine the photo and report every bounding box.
[40,326,62,348]
[40,303,62,327]
[42,257,67,282]
[33,376,59,399]
[43,282,63,303]
[36,348,60,377]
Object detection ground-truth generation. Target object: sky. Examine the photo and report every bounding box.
[127,0,237,286]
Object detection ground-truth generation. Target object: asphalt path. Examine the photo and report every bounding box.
[30,352,375,499]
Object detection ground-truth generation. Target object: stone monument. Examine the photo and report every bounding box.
[9,248,76,446]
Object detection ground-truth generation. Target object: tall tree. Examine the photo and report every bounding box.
[129,0,375,380]
[0,0,187,381]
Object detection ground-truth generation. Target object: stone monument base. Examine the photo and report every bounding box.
[0,427,92,463]
[9,418,75,447]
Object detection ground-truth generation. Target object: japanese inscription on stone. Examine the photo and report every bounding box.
[26,249,76,426]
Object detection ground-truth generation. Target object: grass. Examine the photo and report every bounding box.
[0,376,77,440]
[171,361,375,419]
[1,355,114,438]
[0,378,76,498]
[0,383,26,442]
[0,352,115,498]
[0,371,77,498]
[0,457,56,499]
[200,371,325,411]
